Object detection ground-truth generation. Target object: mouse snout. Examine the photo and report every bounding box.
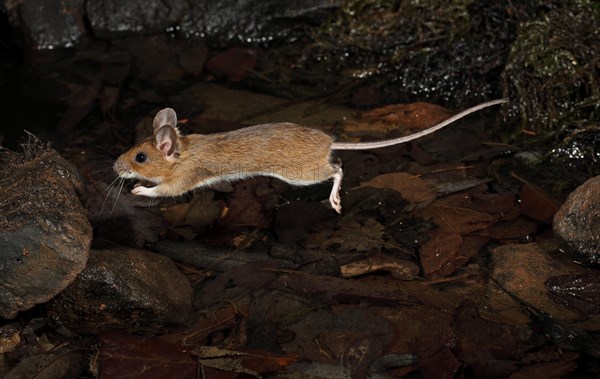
[113,160,127,175]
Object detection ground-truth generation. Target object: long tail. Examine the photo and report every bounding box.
[331,98,508,150]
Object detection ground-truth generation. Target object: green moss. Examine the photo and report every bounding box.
[502,1,600,134]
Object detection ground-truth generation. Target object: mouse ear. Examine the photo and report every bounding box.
[153,108,178,132]
[155,125,178,157]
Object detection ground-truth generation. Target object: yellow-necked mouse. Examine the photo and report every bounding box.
[114,99,507,213]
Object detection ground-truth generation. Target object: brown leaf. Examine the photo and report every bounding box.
[304,218,386,253]
[340,253,420,280]
[480,217,539,242]
[416,193,498,234]
[508,359,578,379]
[419,232,463,277]
[546,273,600,316]
[356,172,437,203]
[192,346,296,377]
[162,191,224,239]
[514,174,561,223]
[418,348,461,379]
[270,271,421,306]
[99,332,197,379]
[182,304,249,346]
[478,284,532,326]
[359,102,453,129]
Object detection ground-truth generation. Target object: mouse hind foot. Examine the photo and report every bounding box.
[329,161,343,213]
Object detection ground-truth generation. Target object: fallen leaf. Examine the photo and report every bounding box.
[305,218,386,253]
[340,253,419,280]
[418,348,461,379]
[162,191,224,239]
[419,232,463,277]
[546,273,600,316]
[192,346,296,377]
[358,102,453,129]
[356,172,437,203]
[416,193,498,234]
[270,271,421,306]
[99,332,197,379]
[513,173,561,223]
[182,304,249,346]
[508,357,578,379]
[480,217,538,242]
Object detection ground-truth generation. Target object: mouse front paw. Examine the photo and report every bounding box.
[131,186,156,197]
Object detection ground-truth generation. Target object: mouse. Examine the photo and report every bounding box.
[113,98,507,213]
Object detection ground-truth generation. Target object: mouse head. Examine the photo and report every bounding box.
[113,108,182,182]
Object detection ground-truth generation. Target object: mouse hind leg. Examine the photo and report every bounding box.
[329,160,343,213]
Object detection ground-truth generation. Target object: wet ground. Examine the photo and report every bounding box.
[1,3,599,378]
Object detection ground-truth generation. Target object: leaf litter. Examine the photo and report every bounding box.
[6,62,596,377]
[76,95,594,378]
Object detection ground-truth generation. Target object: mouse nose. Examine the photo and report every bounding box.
[113,161,124,174]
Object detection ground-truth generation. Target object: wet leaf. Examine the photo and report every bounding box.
[270,271,421,306]
[508,357,578,379]
[340,252,419,280]
[480,217,538,243]
[546,273,600,315]
[455,307,532,378]
[182,304,249,346]
[416,193,498,234]
[515,174,561,223]
[418,348,461,379]
[163,191,224,239]
[356,172,437,203]
[357,102,453,129]
[419,232,463,277]
[99,332,197,379]
[419,233,488,278]
[192,346,296,377]
[305,218,386,253]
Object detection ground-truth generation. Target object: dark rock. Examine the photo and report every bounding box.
[118,35,185,82]
[179,0,341,46]
[46,245,193,333]
[553,175,600,264]
[86,0,185,39]
[3,0,87,51]
[0,138,91,319]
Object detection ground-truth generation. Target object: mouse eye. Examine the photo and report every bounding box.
[134,152,147,163]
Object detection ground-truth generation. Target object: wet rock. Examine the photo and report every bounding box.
[553,175,600,264]
[179,0,341,46]
[118,36,185,83]
[491,241,600,330]
[0,138,91,319]
[3,0,86,51]
[86,0,185,39]
[46,245,193,333]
